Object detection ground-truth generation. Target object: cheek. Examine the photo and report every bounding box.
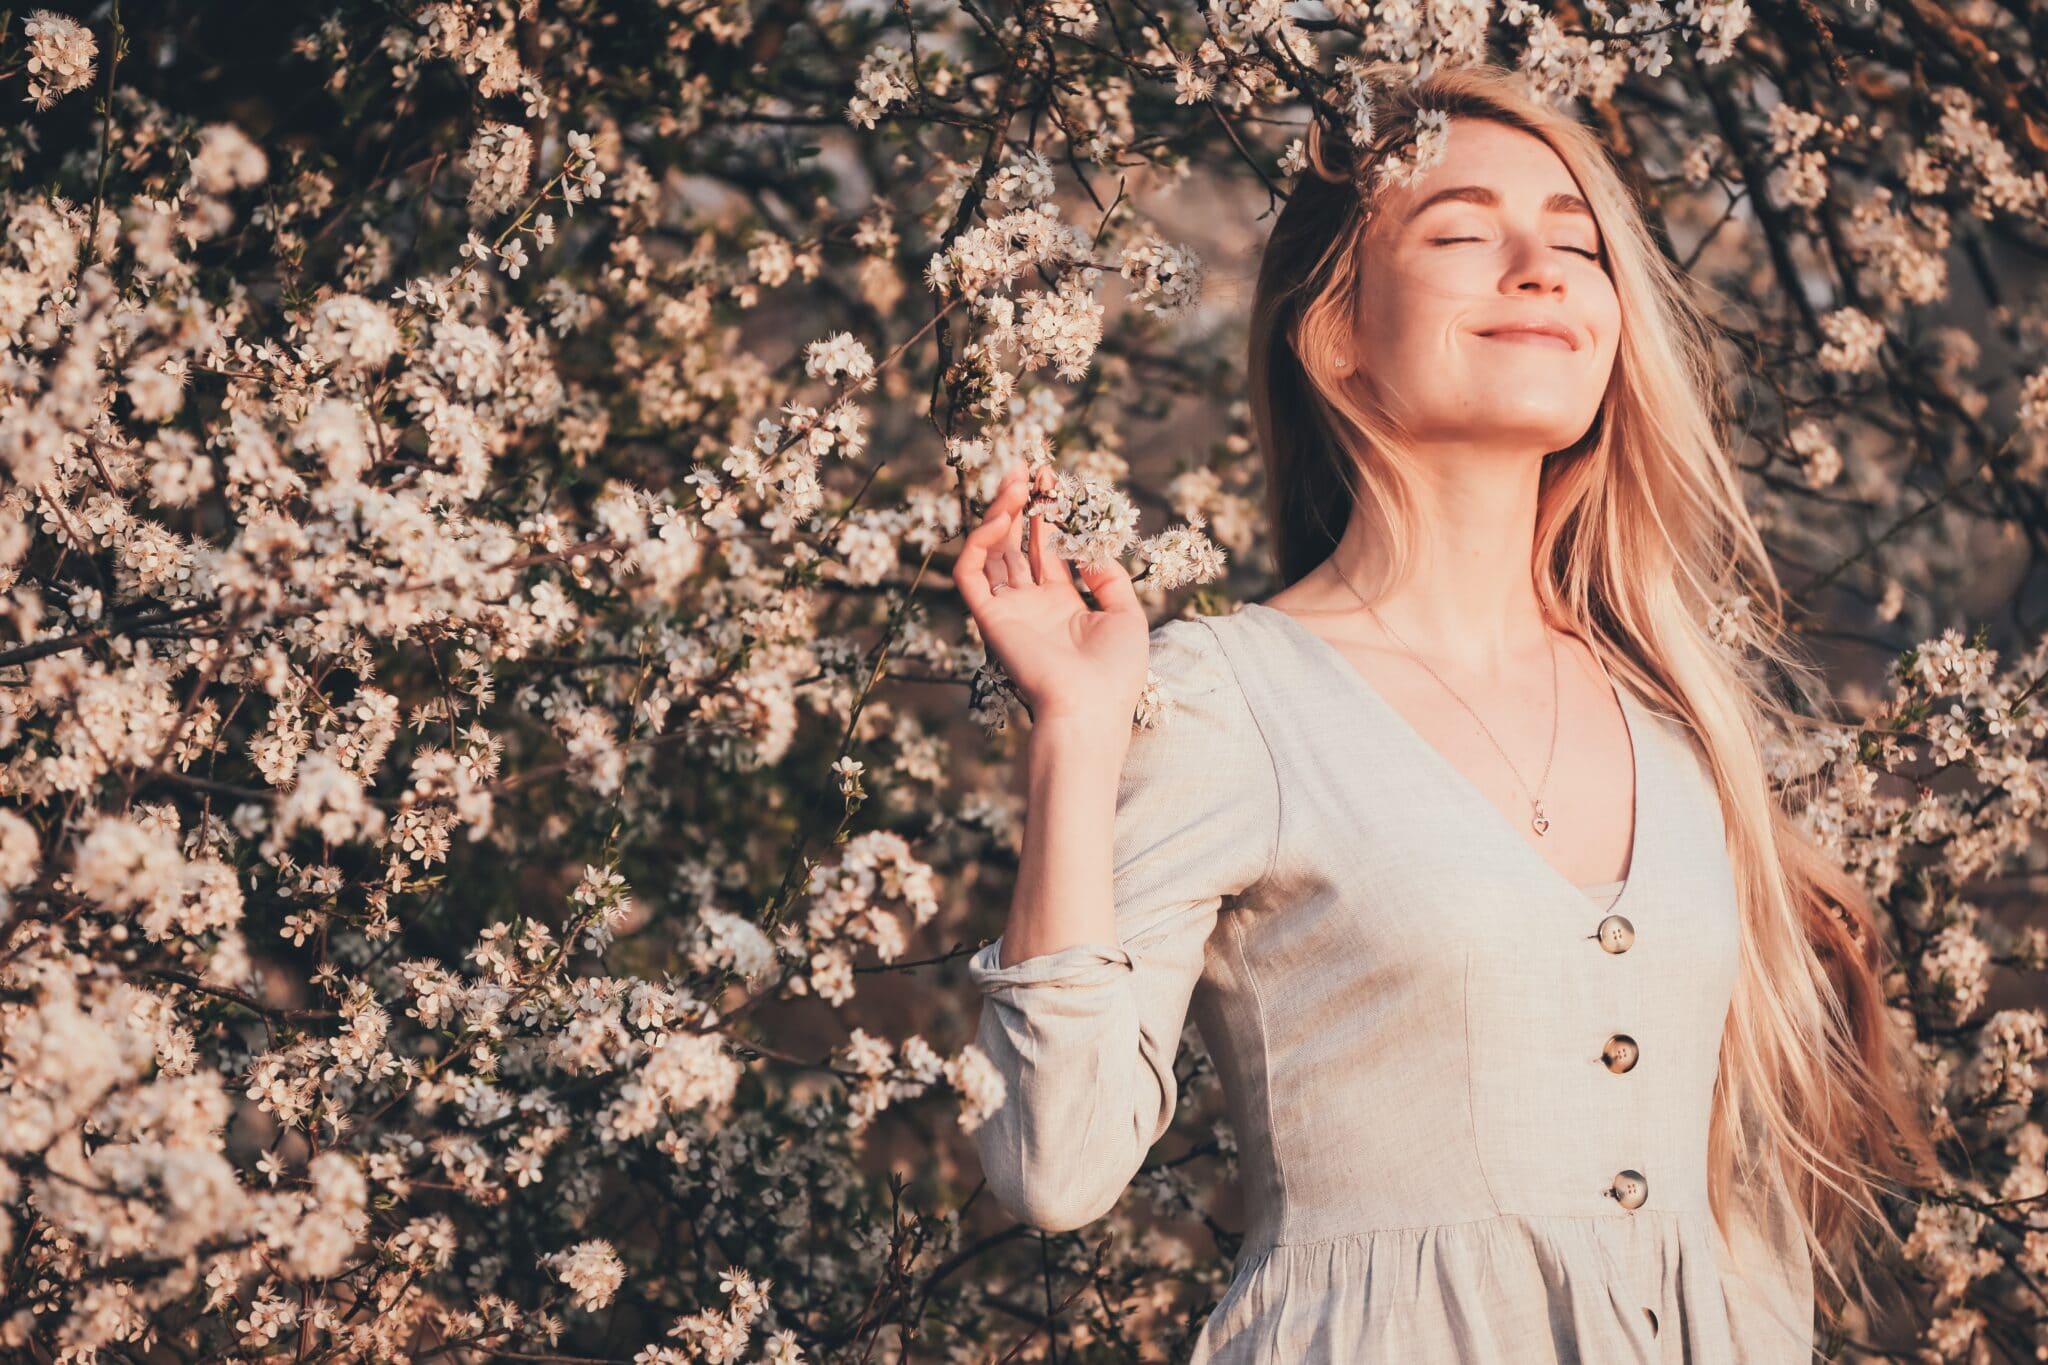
[1350,310,1447,408]
[1352,306,1416,363]
[1589,283,1622,355]
[1358,276,1465,359]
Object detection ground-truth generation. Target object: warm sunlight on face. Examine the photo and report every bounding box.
[1347,117,1623,461]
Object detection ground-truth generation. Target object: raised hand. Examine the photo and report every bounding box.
[952,465,1151,730]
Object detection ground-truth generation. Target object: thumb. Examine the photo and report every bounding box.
[1075,551,1143,616]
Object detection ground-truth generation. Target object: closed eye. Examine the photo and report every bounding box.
[1429,236,1601,260]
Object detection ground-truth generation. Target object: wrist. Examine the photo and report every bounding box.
[1029,709,1135,753]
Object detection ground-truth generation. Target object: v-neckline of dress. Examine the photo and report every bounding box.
[1239,601,1651,918]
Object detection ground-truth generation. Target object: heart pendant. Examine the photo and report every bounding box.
[1532,809,1550,836]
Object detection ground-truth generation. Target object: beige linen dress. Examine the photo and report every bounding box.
[966,602,1816,1363]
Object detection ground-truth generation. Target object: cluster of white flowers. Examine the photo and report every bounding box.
[1764,102,1830,209]
[652,1266,789,1363]
[544,1238,627,1311]
[1705,591,1755,650]
[926,202,1092,298]
[1788,418,1843,489]
[1931,84,2048,220]
[465,121,536,220]
[847,45,916,130]
[1683,0,1755,64]
[1816,305,1886,374]
[1908,627,2001,698]
[2019,367,2048,444]
[1134,516,1232,592]
[837,1026,937,1129]
[1923,921,1994,1023]
[1119,235,1206,318]
[799,830,941,1001]
[803,330,876,386]
[1028,465,1145,569]
[1904,1201,2002,1305]
[989,147,1058,206]
[191,123,270,196]
[1843,185,1950,307]
[306,293,404,373]
[20,10,94,109]
[1373,107,1454,190]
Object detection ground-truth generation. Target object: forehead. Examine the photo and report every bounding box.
[1381,118,1591,221]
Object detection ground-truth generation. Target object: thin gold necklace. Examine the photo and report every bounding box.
[1325,556,1562,837]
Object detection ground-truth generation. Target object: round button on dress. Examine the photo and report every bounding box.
[1602,1033,1641,1073]
[1611,1169,1650,1209]
[1596,913,1635,953]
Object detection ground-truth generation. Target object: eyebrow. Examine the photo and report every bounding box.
[1401,184,1596,225]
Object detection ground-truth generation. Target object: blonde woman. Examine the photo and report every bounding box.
[951,60,1936,1364]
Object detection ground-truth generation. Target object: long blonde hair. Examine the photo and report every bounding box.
[1247,59,1939,1321]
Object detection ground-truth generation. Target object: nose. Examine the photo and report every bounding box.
[1503,228,1567,296]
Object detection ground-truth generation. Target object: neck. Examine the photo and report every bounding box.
[1327,444,1552,676]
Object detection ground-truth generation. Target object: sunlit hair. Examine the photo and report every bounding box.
[1247,58,1940,1325]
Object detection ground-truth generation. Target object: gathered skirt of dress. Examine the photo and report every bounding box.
[1194,1205,1811,1363]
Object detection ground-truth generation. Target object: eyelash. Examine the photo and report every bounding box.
[1430,236,1601,260]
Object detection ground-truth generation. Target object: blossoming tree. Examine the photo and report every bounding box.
[3,1,2048,1361]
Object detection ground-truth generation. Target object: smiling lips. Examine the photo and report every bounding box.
[1475,322,1579,351]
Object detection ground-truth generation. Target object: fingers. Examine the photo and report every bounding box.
[999,469,1036,587]
[997,539,1033,592]
[1021,476,1082,600]
[1074,550,1141,615]
[953,468,1028,614]
[954,464,1091,612]
[1010,465,1087,602]
[1022,466,1052,587]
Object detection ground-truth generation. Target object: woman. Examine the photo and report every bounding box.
[950,60,1936,1363]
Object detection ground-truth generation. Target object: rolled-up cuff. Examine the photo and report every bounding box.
[967,936,1133,993]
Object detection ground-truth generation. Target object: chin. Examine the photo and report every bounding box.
[1386,391,1604,449]
[1468,413,1600,450]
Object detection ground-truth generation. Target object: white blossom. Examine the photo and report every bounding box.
[21,11,95,110]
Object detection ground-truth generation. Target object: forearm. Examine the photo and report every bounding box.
[997,715,1131,968]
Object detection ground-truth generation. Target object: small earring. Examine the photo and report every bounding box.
[1333,355,1350,372]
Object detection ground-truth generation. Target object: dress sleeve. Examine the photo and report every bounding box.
[965,614,1281,1232]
